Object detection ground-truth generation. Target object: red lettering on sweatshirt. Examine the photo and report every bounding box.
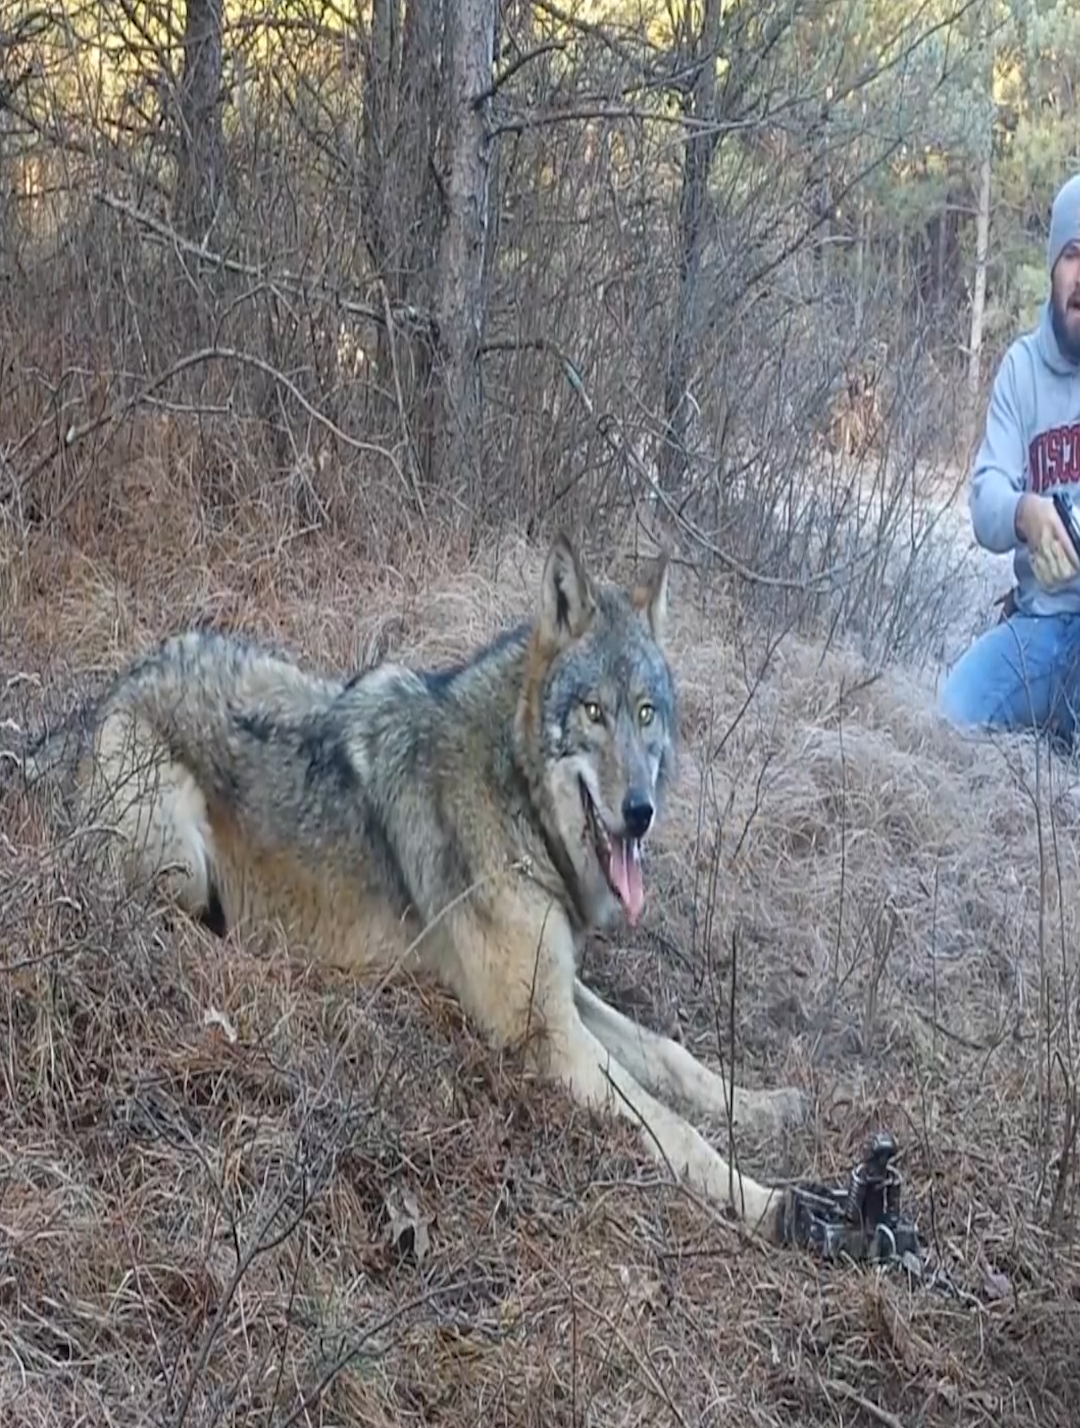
[1029,424,1080,492]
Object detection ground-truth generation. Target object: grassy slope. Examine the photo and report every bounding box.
[2,449,1080,1427]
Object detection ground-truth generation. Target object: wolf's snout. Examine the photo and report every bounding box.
[621,791,654,841]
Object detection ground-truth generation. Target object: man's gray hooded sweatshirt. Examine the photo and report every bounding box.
[970,176,1080,616]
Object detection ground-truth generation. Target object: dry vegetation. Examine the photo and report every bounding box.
[3,0,1080,1421]
[3,445,1080,1426]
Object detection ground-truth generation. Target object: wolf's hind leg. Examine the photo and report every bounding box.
[84,709,218,921]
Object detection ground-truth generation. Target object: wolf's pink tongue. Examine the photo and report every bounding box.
[609,838,644,924]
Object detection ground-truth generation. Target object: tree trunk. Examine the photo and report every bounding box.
[400,0,446,293]
[935,196,948,317]
[398,0,446,482]
[854,198,867,334]
[659,0,723,493]
[967,147,993,410]
[173,0,225,242]
[362,0,401,407]
[362,0,397,280]
[432,0,495,504]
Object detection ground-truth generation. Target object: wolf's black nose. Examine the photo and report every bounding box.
[622,793,654,841]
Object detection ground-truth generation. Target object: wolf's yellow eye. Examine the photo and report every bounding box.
[584,700,603,723]
[638,702,655,727]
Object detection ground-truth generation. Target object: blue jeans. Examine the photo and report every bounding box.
[938,610,1080,746]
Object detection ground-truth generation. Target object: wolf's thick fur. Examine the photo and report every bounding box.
[18,536,806,1238]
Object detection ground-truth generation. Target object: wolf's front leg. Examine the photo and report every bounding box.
[573,978,808,1136]
[544,1000,786,1237]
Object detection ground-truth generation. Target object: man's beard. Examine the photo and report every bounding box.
[1051,292,1080,364]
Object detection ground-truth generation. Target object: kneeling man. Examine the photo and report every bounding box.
[940,172,1080,745]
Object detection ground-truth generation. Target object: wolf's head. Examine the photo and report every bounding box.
[519,533,676,931]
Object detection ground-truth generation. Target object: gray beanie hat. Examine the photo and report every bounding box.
[1048,173,1080,274]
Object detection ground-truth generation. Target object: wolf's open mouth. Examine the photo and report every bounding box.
[579,779,644,923]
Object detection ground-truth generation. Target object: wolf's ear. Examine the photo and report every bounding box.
[540,534,597,645]
[631,550,670,645]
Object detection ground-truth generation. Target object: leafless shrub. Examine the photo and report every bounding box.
[1,0,993,649]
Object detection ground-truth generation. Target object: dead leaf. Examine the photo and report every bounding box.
[982,1267,1012,1302]
[202,1007,238,1044]
[616,1263,664,1317]
[384,1187,431,1264]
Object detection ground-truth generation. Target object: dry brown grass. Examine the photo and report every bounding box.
[3,441,1080,1427]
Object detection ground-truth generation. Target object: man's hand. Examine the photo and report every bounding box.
[1016,492,1080,589]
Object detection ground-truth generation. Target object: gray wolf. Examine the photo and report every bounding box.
[13,535,807,1239]
[939,171,1080,739]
